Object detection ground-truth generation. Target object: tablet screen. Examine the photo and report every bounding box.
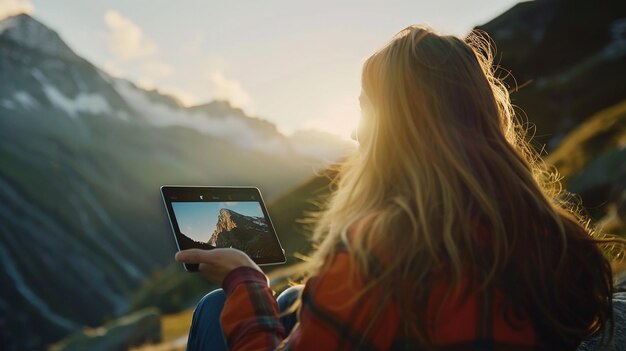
[171,201,277,260]
[161,186,286,270]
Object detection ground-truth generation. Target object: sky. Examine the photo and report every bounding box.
[0,0,520,139]
[172,201,264,242]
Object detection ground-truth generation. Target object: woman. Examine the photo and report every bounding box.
[176,25,626,350]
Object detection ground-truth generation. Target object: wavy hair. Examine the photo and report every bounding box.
[303,25,624,349]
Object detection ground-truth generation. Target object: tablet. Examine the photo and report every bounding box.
[161,186,286,272]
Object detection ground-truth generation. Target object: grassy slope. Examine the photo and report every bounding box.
[545,99,626,222]
[546,99,626,181]
[267,167,337,264]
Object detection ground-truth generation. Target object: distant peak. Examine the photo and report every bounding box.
[208,100,234,109]
[219,208,234,216]
[0,14,77,59]
[0,13,29,21]
[190,100,245,118]
[219,208,245,220]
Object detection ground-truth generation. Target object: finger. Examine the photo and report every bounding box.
[175,248,213,263]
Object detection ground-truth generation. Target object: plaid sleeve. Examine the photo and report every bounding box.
[220,253,400,351]
[220,266,286,350]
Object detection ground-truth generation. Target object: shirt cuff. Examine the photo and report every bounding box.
[222,266,269,295]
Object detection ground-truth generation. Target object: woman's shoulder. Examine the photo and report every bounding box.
[299,228,402,349]
[305,218,540,349]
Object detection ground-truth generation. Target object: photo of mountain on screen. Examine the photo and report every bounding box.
[171,200,280,260]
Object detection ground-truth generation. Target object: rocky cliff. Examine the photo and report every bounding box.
[207,209,275,258]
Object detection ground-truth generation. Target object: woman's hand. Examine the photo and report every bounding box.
[175,248,263,284]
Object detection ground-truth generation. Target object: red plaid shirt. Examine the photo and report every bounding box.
[220,245,547,350]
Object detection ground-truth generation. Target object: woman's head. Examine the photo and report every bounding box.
[343,25,544,283]
[307,25,622,348]
[356,25,518,190]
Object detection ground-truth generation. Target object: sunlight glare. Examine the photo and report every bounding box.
[303,96,360,140]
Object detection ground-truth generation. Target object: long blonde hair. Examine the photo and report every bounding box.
[304,25,624,349]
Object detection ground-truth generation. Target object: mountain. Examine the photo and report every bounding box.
[207,208,279,258]
[0,13,349,350]
[475,0,626,150]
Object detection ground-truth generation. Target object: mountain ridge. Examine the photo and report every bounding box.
[0,14,354,159]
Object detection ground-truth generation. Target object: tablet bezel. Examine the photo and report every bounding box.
[161,185,286,272]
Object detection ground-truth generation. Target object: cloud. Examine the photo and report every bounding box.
[133,60,173,89]
[208,70,252,111]
[0,0,34,19]
[155,85,199,107]
[104,10,156,60]
[100,11,252,113]
[141,60,173,79]
[102,10,173,96]
[113,79,287,155]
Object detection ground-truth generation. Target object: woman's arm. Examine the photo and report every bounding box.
[176,249,287,349]
[219,266,285,349]
[175,247,400,350]
[218,251,400,350]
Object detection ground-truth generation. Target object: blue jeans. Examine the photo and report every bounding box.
[186,285,302,351]
[578,274,626,351]
[187,280,626,351]
[577,293,626,351]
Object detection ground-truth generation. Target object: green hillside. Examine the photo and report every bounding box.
[267,167,338,264]
[547,100,626,180]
